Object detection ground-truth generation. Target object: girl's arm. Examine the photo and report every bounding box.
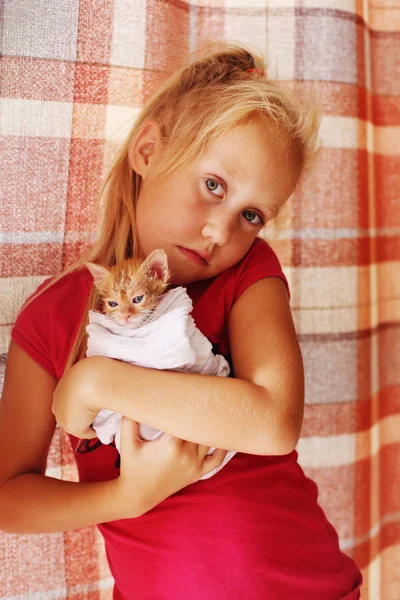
[0,342,130,533]
[0,342,226,534]
[55,277,304,456]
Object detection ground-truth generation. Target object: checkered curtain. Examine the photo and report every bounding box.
[1,1,399,599]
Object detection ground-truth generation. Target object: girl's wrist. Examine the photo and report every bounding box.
[71,356,107,411]
[79,356,118,411]
[52,358,102,439]
[112,475,148,519]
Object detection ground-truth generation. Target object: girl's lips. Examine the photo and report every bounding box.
[177,246,208,266]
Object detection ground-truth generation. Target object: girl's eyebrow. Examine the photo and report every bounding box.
[217,162,238,180]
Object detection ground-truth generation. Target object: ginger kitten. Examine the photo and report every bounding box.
[85,249,170,327]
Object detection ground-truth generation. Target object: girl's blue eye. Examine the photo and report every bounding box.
[205,178,224,196]
[242,210,264,226]
[108,301,118,307]
[133,295,144,304]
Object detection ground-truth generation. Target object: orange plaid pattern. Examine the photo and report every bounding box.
[1,1,399,598]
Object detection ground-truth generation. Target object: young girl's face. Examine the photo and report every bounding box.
[134,118,300,285]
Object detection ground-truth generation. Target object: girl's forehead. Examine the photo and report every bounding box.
[207,121,289,161]
[199,133,290,176]
[169,119,298,194]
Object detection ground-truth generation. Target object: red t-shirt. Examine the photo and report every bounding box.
[11,238,362,599]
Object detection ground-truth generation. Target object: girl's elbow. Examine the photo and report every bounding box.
[281,425,301,455]
[270,431,299,456]
[281,406,304,454]
[256,428,298,457]
[262,404,304,456]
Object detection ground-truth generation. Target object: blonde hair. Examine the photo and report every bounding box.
[21,40,322,375]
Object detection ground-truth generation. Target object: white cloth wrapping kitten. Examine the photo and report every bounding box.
[86,286,236,480]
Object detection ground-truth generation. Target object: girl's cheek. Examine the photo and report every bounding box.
[185,196,208,227]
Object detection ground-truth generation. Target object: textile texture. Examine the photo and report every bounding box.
[0,1,399,599]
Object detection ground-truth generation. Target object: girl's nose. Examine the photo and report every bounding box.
[201,212,234,246]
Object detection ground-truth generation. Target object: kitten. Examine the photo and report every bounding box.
[85,249,170,327]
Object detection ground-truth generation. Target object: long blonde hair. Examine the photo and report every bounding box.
[22,40,322,376]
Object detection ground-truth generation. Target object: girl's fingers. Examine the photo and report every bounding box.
[197,444,212,459]
[120,417,140,449]
[162,432,185,447]
[196,444,225,461]
[81,425,99,439]
[202,448,228,469]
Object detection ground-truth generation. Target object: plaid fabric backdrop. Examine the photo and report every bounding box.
[1,1,399,598]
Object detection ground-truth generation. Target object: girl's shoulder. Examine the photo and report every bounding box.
[232,237,290,303]
[188,237,290,358]
[189,236,289,311]
[11,268,93,379]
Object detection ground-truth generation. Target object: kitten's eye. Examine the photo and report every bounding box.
[107,301,118,307]
[133,295,144,304]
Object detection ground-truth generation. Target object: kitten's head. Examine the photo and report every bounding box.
[85,249,170,326]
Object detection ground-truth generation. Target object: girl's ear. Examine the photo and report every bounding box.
[140,249,169,283]
[84,262,111,288]
[128,120,163,179]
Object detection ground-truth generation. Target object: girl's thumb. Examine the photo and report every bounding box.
[120,417,140,447]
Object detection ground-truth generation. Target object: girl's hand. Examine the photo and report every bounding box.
[52,360,99,439]
[116,417,228,518]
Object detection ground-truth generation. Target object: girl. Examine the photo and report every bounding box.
[0,42,362,599]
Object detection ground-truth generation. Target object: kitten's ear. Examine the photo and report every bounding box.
[141,249,169,282]
[84,262,111,288]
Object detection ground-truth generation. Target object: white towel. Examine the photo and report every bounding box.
[86,286,236,480]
